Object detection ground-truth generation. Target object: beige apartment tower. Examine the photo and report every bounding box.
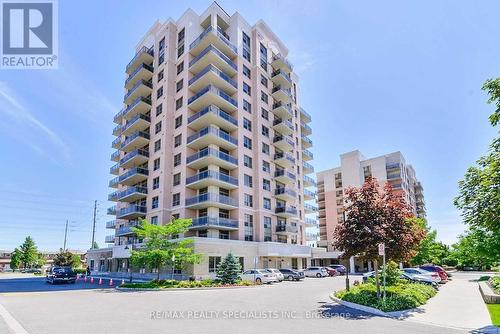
[88,3,318,278]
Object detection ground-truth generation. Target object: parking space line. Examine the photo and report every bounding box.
[0,301,30,334]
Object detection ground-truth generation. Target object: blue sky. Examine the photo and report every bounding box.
[0,0,498,251]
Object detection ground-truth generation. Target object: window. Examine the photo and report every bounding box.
[156,104,163,116]
[153,176,160,189]
[263,197,271,210]
[260,43,268,71]
[155,121,162,134]
[244,174,253,187]
[263,179,271,191]
[174,153,181,167]
[219,230,229,240]
[157,87,163,99]
[177,28,185,43]
[243,65,251,78]
[198,229,208,238]
[243,49,251,62]
[150,216,158,226]
[175,115,183,128]
[243,136,252,149]
[242,32,251,62]
[154,139,161,152]
[177,44,184,58]
[262,125,269,137]
[176,97,183,110]
[159,37,165,52]
[152,196,159,209]
[244,194,253,207]
[158,53,164,65]
[243,118,252,131]
[208,256,221,273]
[243,155,252,168]
[177,61,184,74]
[154,158,160,170]
[176,80,183,92]
[244,214,253,241]
[262,160,270,173]
[172,193,180,206]
[173,173,181,186]
[261,108,269,120]
[261,91,268,104]
[174,134,182,147]
[243,100,251,113]
[243,82,251,96]
[260,75,268,87]
[262,143,270,155]
[158,70,164,82]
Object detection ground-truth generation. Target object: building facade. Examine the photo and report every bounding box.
[88,3,318,278]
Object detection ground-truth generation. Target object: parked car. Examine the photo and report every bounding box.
[403,268,441,283]
[46,267,77,284]
[278,268,304,281]
[328,264,347,275]
[419,265,448,283]
[264,268,284,282]
[324,267,338,277]
[400,272,439,289]
[240,269,278,284]
[304,267,328,278]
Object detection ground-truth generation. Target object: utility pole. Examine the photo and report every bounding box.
[63,220,69,251]
[91,200,97,249]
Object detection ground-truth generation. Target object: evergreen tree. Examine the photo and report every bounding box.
[19,237,39,269]
[216,252,242,284]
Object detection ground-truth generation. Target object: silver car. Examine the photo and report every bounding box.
[304,267,328,278]
[264,268,284,282]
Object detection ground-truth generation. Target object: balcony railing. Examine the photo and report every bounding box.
[188,85,238,108]
[186,147,237,165]
[386,163,400,170]
[300,107,311,121]
[301,136,312,146]
[304,203,318,212]
[106,220,116,229]
[117,186,148,200]
[119,148,149,166]
[274,152,296,164]
[123,80,152,102]
[303,161,314,172]
[110,163,119,174]
[186,170,238,186]
[121,114,151,133]
[274,187,296,198]
[189,45,237,70]
[304,189,316,198]
[123,96,151,118]
[126,46,153,72]
[276,223,298,233]
[112,137,121,148]
[187,125,238,146]
[303,175,316,187]
[303,149,314,160]
[118,167,149,182]
[271,69,292,83]
[305,218,317,226]
[274,169,296,180]
[189,25,237,54]
[272,54,293,70]
[111,150,120,161]
[105,235,115,243]
[117,205,147,218]
[120,131,150,150]
[272,102,292,113]
[190,216,239,229]
[125,63,154,86]
[273,118,294,130]
[107,206,116,215]
[301,122,312,134]
[188,105,237,127]
[188,64,237,88]
[185,193,238,207]
[273,135,295,148]
[272,85,293,98]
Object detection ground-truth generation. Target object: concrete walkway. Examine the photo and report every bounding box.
[402,272,492,330]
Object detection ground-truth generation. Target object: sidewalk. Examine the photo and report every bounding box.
[402,272,492,330]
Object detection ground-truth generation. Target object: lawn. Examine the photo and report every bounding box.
[487,304,500,326]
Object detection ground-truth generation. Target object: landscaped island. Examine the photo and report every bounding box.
[120,279,254,289]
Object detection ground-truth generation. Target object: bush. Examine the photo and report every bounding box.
[478,276,491,282]
[72,268,87,274]
[489,276,500,294]
[120,278,253,289]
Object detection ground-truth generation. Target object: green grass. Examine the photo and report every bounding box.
[486,304,500,326]
[121,279,254,289]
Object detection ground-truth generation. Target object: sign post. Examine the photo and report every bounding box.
[378,243,386,302]
[253,257,258,283]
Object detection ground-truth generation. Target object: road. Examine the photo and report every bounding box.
[0,272,491,334]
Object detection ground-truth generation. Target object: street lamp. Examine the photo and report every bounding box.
[343,211,350,291]
[171,255,176,280]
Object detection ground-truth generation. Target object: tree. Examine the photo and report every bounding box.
[482,78,500,126]
[18,237,39,269]
[216,252,241,284]
[447,227,499,269]
[130,218,202,281]
[10,248,21,271]
[333,178,426,297]
[411,218,450,266]
[53,250,81,268]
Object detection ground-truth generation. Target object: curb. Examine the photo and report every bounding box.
[116,285,262,292]
[329,293,417,318]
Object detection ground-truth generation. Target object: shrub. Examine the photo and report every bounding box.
[489,276,500,294]
[478,276,491,282]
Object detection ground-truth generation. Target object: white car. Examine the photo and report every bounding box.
[240,269,278,284]
[264,268,284,282]
[303,267,328,278]
[403,268,441,283]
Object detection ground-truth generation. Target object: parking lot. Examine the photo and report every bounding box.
[0,272,475,334]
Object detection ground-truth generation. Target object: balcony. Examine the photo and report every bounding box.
[115,226,136,237]
[126,46,154,74]
[105,235,115,243]
[305,217,317,227]
[189,45,237,77]
[189,64,237,95]
[120,131,150,152]
[189,26,237,59]
[108,191,118,202]
[274,187,296,201]
[117,186,148,202]
[107,206,116,215]
[303,175,316,187]
[275,207,298,218]
[125,63,153,89]
[188,85,238,112]
[276,224,299,234]
[271,54,293,72]
[188,105,237,131]
[106,220,116,229]
[386,163,401,171]
[119,149,149,169]
[302,149,313,161]
[111,150,120,162]
[112,124,122,136]
[301,135,312,149]
[300,107,311,123]
[122,96,151,121]
[306,233,319,241]
[304,189,316,201]
[186,147,238,170]
[112,137,121,149]
[189,216,239,231]
[273,152,295,168]
[274,170,296,184]
[304,203,318,214]
[110,163,119,175]
[118,167,149,186]
[301,121,312,136]
[272,118,294,136]
[123,79,152,105]
[271,69,292,88]
[186,170,238,190]
[272,102,293,119]
[303,161,314,174]
[117,205,147,220]
[113,109,125,124]
[121,114,150,136]
[109,176,119,188]
[185,192,238,210]
[187,125,237,150]
[387,172,402,180]
[273,135,295,151]
[272,86,293,104]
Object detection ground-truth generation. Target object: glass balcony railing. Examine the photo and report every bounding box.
[188,64,237,88]
[120,131,150,150]
[272,102,292,113]
[126,46,154,72]
[113,124,122,135]
[272,54,293,71]
[106,220,116,229]
[188,85,238,108]
[274,152,296,164]
[303,161,314,171]
[274,169,296,180]
[186,147,238,166]
[110,163,119,174]
[188,105,237,127]
[105,235,115,243]
[119,149,149,165]
[271,69,292,83]
[117,205,147,218]
[187,125,238,146]
[115,226,134,236]
[272,85,293,98]
[186,170,238,186]
[185,193,238,207]
[386,163,401,170]
[274,187,297,198]
[189,26,237,54]
[303,175,316,186]
[189,45,237,70]
[111,150,120,161]
[107,206,116,215]
[304,203,318,212]
[305,218,317,226]
[301,122,312,134]
[118,167,149,182]
[123,96,152,118]
[300,107,311,120]
[112,137,121,148]
[304,189,316,198]
[190,216,239,229]
[303,149,314,159]
[273,135,295,148]
[273,118,294,130]
[125,63,154,86]
[117,186,148,200]
[301,135,312,146]
[108,191,118,201]
[121,114,150,133]
[276,224,298,233]
[123,80,152,101]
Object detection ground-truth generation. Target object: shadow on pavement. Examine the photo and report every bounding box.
[317,302,377,320]
[0,277,115,293]
[470,325,500,334]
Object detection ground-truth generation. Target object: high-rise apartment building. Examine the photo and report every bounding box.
[88,3,318,277]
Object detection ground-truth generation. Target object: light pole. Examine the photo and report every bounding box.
[171,255,176,280]
[343,211,350,291]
